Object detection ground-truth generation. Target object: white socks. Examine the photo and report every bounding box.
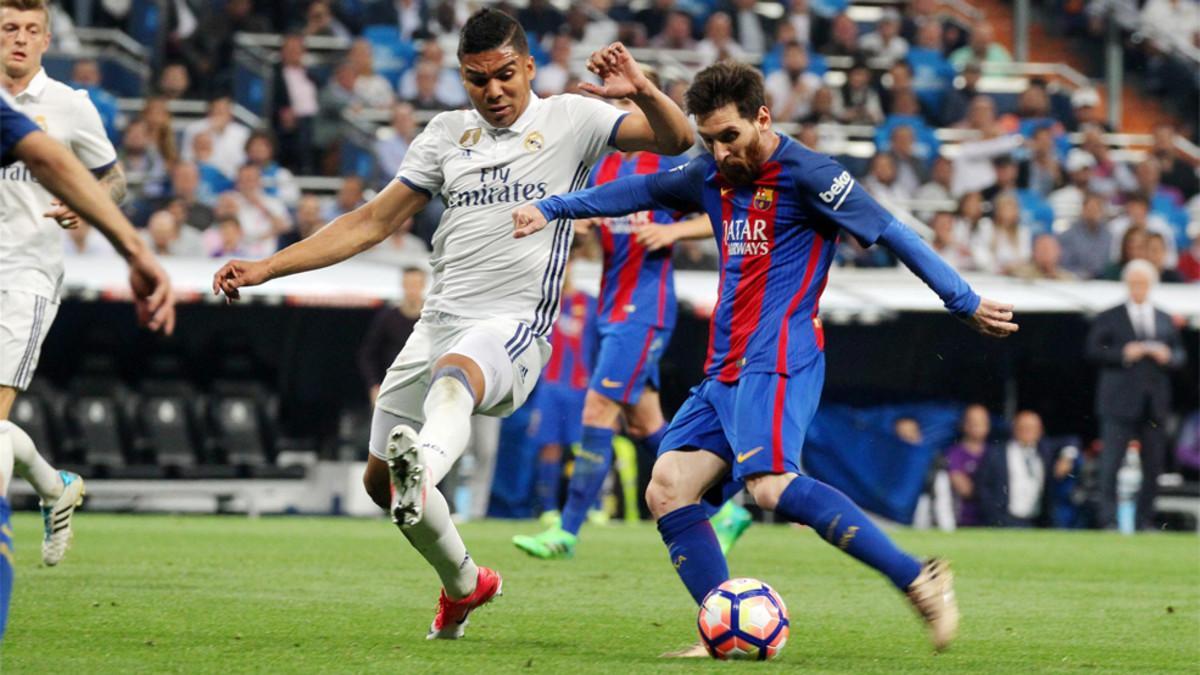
[0,420,61,501]
[401,485,479,598]
[418,373,476,485]
[0,422,13,496]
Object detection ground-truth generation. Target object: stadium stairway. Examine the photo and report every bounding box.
[972,0,1177,133]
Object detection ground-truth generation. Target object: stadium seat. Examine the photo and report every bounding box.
[333,408,371,462]
[64,391,161,479]
[134,380,234,479]
[206,381,299,478]
[361,25,417,88]
[10,382,63,468]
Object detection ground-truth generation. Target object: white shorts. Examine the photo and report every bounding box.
[0,290,59,391]
[371,313,550,459]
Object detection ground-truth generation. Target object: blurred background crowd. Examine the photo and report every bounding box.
[45,0,1200,282]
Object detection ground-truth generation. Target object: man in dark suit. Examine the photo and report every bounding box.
[1086,260,1188,529]
[975,411,1075,527]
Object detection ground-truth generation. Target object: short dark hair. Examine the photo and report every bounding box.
[458,8,528,58]
[685,61,765,121]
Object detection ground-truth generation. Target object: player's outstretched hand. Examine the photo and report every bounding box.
[512,205,549,239]
[634,224,677,251]
[965,297,1018,337]
[212,259,271,302]
[580,42,649,100]
[44,199,81,229]
[128,251,176,336]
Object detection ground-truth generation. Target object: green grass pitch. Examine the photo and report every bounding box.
[3,514,1197,673]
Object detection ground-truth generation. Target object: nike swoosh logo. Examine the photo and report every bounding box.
[736,447,764,463]
[600,378,623,388]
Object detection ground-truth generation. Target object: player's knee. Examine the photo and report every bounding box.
[581,392,619,429]
[745,474,793,512]
[645,470,683,519]
[539,443,562,462]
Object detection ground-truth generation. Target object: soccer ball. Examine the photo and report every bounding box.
[697,578,789,661]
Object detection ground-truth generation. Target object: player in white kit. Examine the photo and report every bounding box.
[0,0,168,568]
[213,8,692,639]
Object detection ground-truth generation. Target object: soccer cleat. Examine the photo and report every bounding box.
[710,501,753,556]
[538,509,561,529]
[660,642,709,658]
[511,527,577,560]
[41,471,85,567]
[905,557,959,652]
[586,508,610,526]
[427,566,503,639]
[385,425,427,529]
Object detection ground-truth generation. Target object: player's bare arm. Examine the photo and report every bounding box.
[213,179,430,300]
[14,130,175,335]
[44,161,126,228]
[582,43,691,155]
[635,214,712,251]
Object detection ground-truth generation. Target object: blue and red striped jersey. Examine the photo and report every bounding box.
[542,289,598,390]
[588,151,686,329]
[541,134,894,383]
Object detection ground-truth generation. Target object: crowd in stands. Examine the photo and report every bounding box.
[50,0,1199,284]
[907,402,1198,530]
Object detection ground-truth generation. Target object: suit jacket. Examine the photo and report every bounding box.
[1086,304,1186,422]
[975,440,1056,527]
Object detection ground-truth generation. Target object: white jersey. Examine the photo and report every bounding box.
[396,93,625,336]
[0,69,117,301]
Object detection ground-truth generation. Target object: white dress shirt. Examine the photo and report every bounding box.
[1006,441,1044,520]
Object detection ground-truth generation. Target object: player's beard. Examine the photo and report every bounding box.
[717,134,765,186]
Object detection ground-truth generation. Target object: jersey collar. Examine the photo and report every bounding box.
[476,91,542,136]
[13,68,49,102]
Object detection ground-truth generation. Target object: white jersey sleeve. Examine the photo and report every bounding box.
[395,113,448,197]
[68,89,117,171]
[562,95,627,168]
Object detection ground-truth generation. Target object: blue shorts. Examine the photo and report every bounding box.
[531,383,586,448]
[660,358,825,496]
[590,321,672,405]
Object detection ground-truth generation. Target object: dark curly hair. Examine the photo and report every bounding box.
[458,8,529,58]
[684,61,766,121]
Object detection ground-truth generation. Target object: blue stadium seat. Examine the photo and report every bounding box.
[362,25,417,88]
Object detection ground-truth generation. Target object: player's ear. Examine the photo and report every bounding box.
[756,106,772,131]
[525,53,536,80]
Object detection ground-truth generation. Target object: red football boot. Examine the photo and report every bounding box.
[427,566,503,639]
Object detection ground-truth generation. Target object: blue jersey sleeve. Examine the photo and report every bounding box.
[794,155,892,247]
[877,219,981,318]
[536,156,706,222]
[0,95,39,167]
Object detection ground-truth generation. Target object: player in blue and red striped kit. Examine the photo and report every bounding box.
[514,62,1018,653]
[514,95,753,560]
[527,263,597,521]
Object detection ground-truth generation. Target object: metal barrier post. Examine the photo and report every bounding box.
[1105,15,1124,130]
[1014,0,1030,62]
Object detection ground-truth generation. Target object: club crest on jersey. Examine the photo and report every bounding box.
[753,187,775,211]
[459,128,482,148]
[523,131,544,153]
[34,115,48,131]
